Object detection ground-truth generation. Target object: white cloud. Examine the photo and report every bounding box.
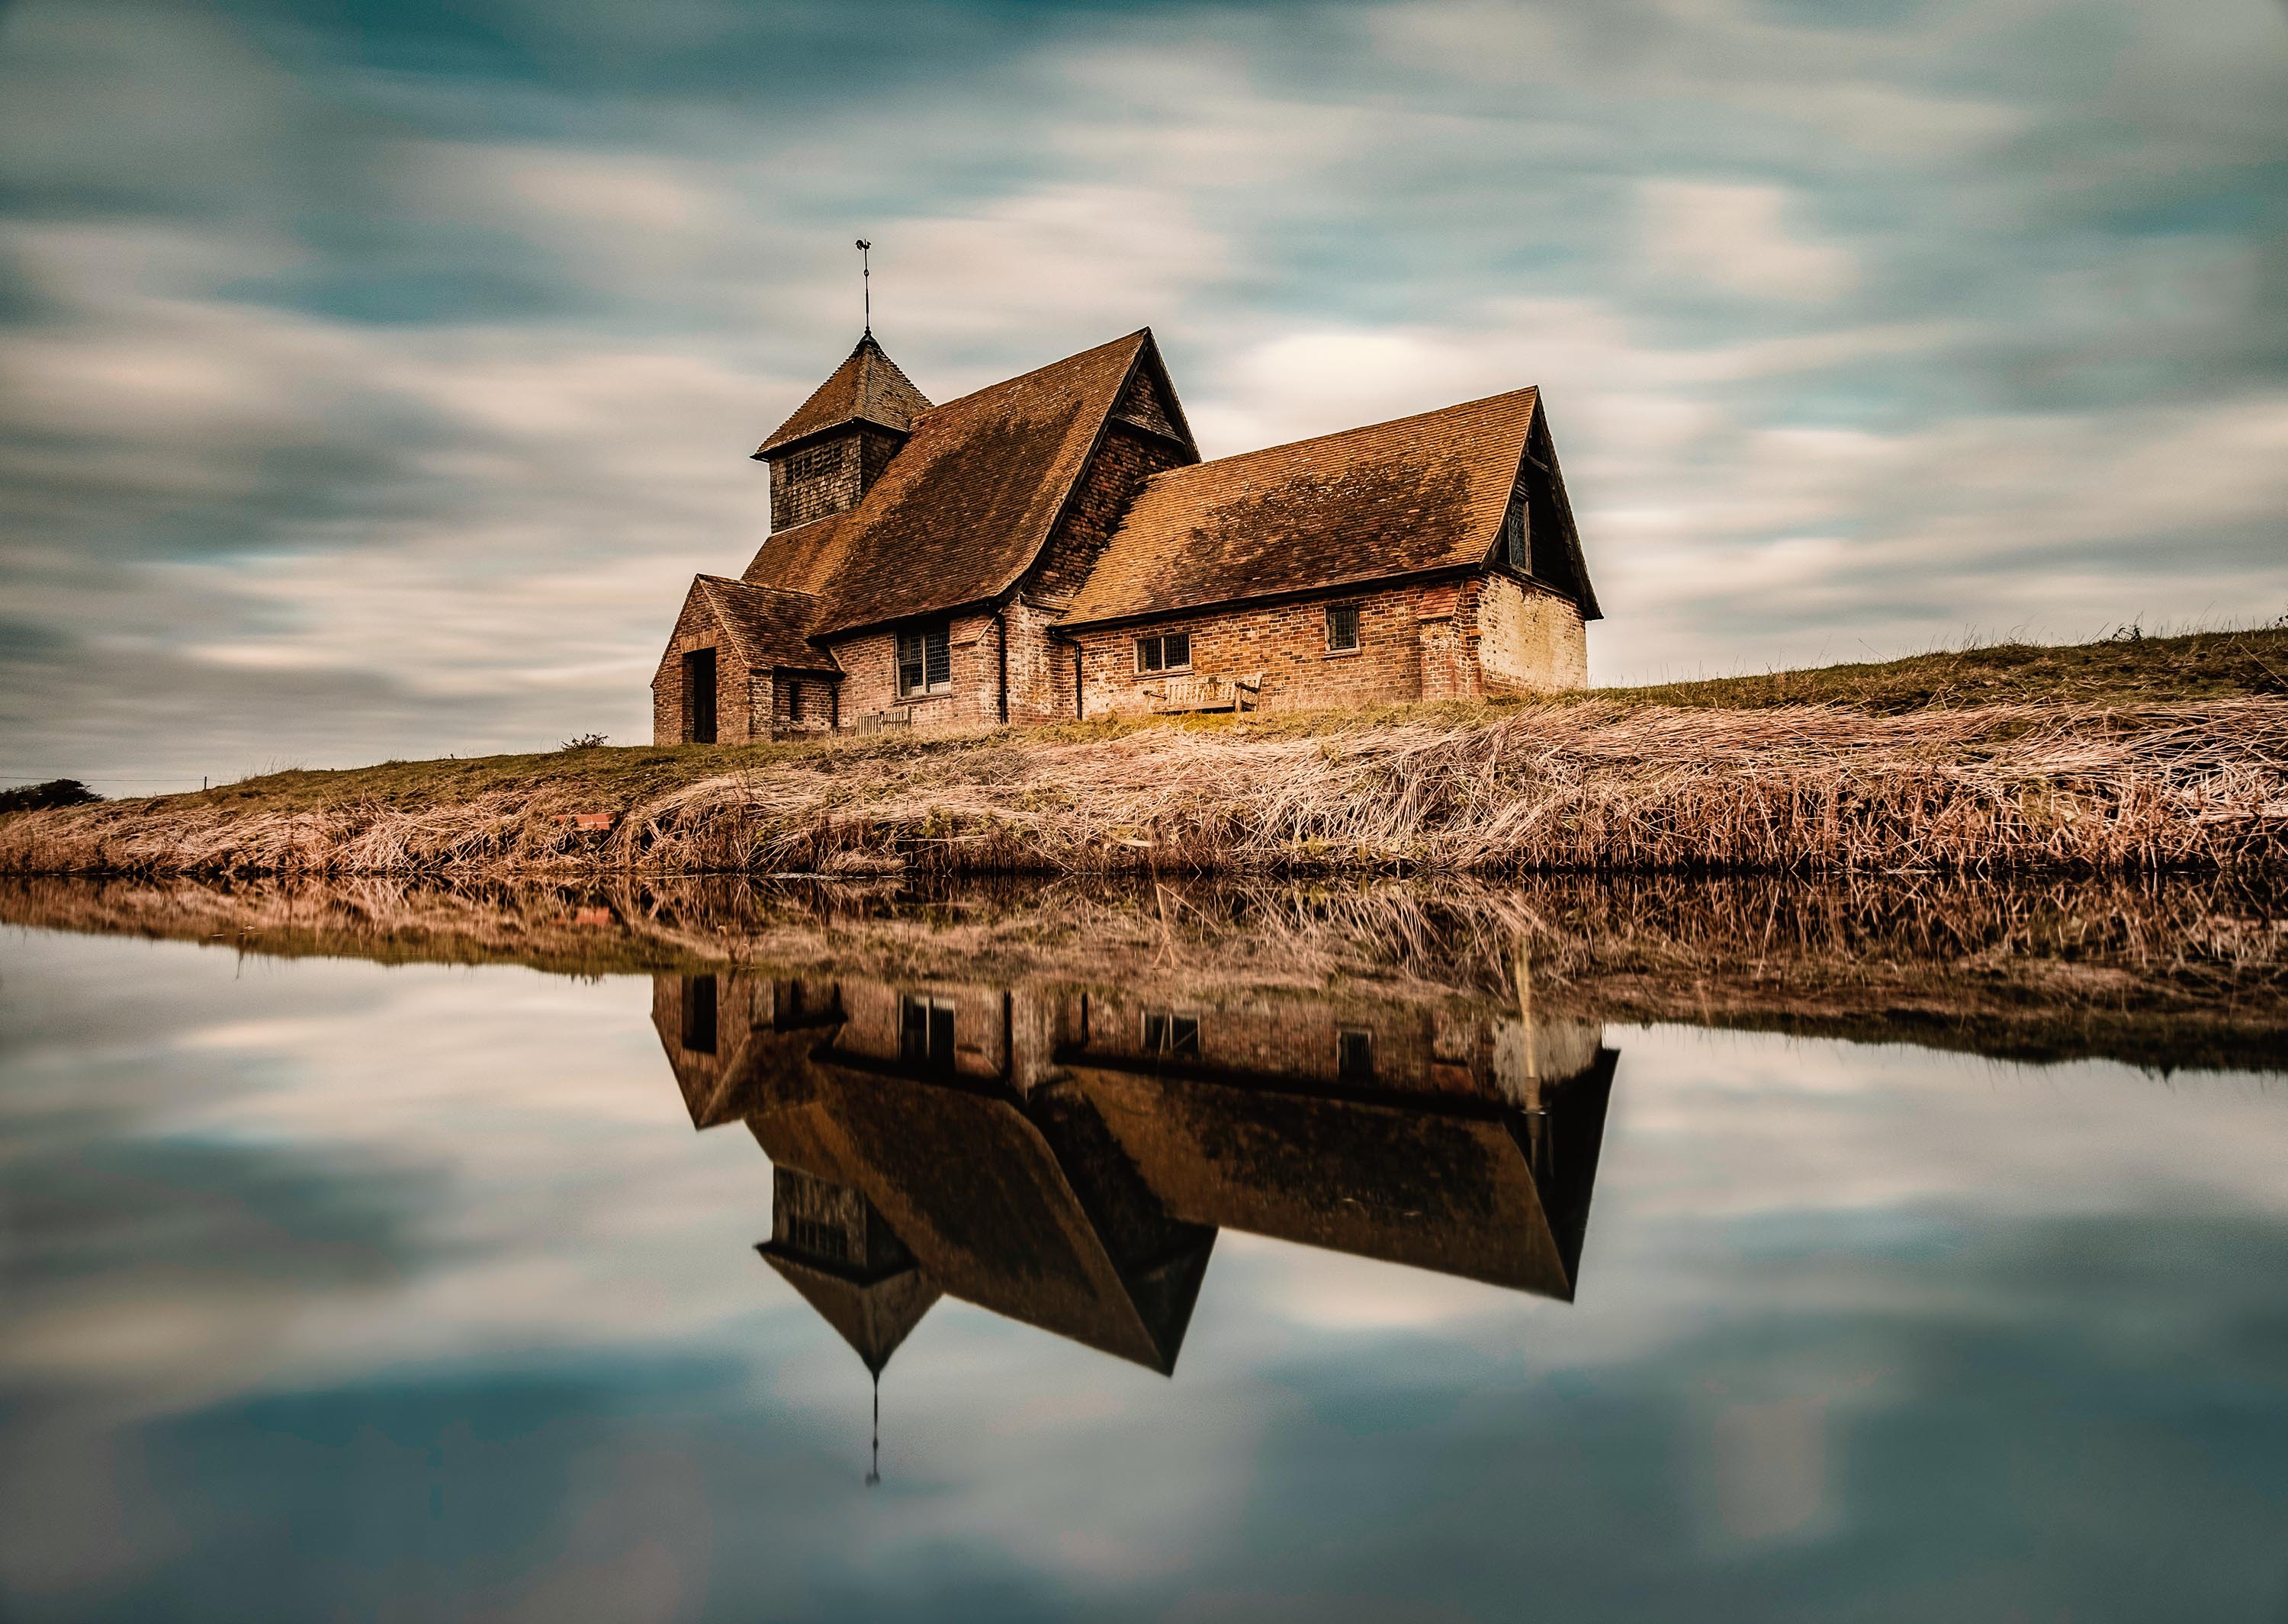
[1640,180,1857,302]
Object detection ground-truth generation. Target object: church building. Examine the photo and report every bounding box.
[651,326,1599,743]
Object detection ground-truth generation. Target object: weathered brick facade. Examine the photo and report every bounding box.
[1028,425,1187,604]
[651,589,765,744]
[654,324,1600,745]
[1069,573,1586,719]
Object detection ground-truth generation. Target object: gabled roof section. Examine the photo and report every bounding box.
[741,510,848,596]
[1063,387,1562,627]
[691,575,842,672]
[811,329,1196,637]
[1523,403,1602,620]
[754,332,932,459]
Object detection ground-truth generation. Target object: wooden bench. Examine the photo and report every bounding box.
[1149,672,1263,715]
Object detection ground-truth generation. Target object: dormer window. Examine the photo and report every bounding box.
[896,624,952,698]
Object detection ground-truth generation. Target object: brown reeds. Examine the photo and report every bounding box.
[5,698,2283,878]
[4,869,2281,1071]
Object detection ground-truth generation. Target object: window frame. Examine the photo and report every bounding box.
[1337,1027,1374,1081]
[1142,1010,1202,1060]
[898,993,959,1070]
[1325,602,1362,655]
[1502,481,1530,573]
[895,623,953,698]
[1133,631,1193,675]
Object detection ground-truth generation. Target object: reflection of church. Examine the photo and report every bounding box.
[653,965,1618,1378]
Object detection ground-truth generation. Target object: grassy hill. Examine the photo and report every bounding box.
[4,627,2284,879]
[121,625,2288,817]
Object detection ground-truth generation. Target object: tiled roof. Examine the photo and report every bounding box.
[800,329,1177,635]
[738,511,847,596]
[754,332,932,457]
[693,576,841,671]
[1063,387,1546,627]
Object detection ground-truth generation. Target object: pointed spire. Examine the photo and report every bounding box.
[753,332,931,461]
[866,1373,882,1489]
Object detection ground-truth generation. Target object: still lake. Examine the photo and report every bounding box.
[2,881,2285,1622]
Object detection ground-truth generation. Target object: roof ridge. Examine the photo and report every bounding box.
[699,573,818,599]
[911,329,1149,422]
[1149,384,1539,484]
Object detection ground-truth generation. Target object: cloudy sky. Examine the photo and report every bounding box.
[2,0,2284,788]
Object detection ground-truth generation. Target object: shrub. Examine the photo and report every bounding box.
[559,733,609,751]
[0,778,102,814]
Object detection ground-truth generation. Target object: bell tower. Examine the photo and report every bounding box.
[751,332,930,532]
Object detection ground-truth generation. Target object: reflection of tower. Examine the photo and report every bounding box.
[755,1166,938,1490]
[757,1167,940,1375]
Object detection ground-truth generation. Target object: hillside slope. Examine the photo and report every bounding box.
[5,629,2284,878]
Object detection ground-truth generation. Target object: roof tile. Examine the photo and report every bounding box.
[753,330,1170,635]
[755,332,932,457]
[1064,388,1541,626]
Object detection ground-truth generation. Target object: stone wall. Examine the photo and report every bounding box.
[1473,573,1588,692]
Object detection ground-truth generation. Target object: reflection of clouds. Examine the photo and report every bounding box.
[1608,1025,2288,1225]
[2,926,2285,1619]
[1700,1395,1833,1549]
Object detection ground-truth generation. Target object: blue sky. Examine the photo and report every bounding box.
[2,0,2284,785]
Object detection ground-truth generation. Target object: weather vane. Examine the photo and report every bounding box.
[856,239,872,335]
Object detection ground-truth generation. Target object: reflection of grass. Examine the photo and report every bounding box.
[5,630,2286,879]
[5,872,2281,1073]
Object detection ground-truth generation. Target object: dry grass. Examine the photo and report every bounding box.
[5,695,2282,878]
[6,628,2286,878]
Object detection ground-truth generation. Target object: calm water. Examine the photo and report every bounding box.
[3,891,2286,1622]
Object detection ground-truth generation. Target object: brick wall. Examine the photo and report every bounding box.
[651,590,764,745]
[833,977,1011,1081]
[1072,582,1430,717]
[1063,987,1605,1108]
[1003,600,1075,725]
[1069,573,1589,720]
[822,602,1081,733]
[1029,425,1187,603]
[769,672,839,734]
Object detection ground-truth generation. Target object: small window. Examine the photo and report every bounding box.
[1135,632,1191,674]
[896,625,952,698]
[899,993,956,1070]
[786,1215,851,1263]
[1503,487,1529,572]
[1326,604,1361,653]
[1338,1028,1374,1081]
[1143,1012,1201,1059]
